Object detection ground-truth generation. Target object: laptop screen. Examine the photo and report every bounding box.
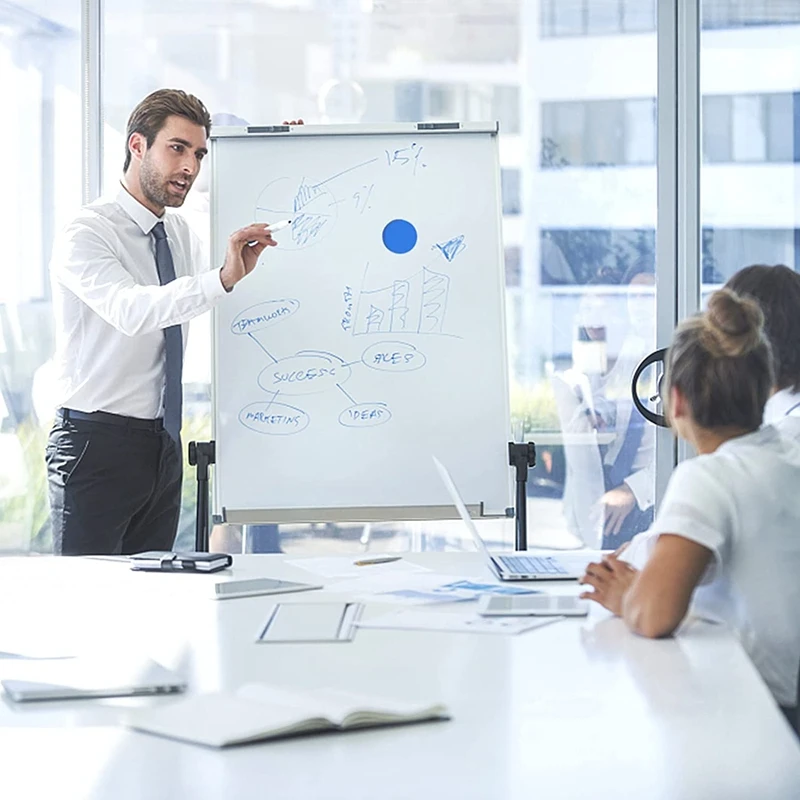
[432,455,495,562]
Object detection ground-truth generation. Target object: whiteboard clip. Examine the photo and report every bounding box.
[416,122,461,131]
[247,125,290,134]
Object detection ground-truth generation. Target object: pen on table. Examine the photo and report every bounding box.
[247,219,292,246]
[353,556,403,567]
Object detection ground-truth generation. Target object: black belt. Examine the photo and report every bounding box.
[57,408,164,432]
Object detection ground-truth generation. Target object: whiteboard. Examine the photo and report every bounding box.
[210,123,511,523]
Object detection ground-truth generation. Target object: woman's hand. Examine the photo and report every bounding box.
[578,553,639,616]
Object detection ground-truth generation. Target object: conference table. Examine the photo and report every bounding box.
[0,551,798,799]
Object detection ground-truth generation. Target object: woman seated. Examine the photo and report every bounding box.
[579,289,800,721]
[725,263,800,423]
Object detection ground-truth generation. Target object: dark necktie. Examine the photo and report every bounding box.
[605,402,646,489]
[151,222,183,443]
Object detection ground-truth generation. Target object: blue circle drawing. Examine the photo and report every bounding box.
[382,219,417,254]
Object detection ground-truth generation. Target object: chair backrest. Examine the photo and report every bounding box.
[789,658,800,736]
[550,372,606,548]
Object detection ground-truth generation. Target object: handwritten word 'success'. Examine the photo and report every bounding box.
[341,286,354,331]
[231,299,300,335]
[240,402,310,435]
[339,403,392,428]
[258,353,352,396]
[361,341,427,372]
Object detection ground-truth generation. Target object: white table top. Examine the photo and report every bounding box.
[0,552,799,800]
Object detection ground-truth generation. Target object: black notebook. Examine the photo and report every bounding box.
[129,551,232,573]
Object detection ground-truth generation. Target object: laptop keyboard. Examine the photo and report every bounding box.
[497,555,568,575]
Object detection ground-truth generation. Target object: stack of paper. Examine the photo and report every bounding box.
[355,609,563,635]
[330,573,541,605]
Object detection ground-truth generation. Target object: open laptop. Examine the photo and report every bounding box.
[433,456,590,581]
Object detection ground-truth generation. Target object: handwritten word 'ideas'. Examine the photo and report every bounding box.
[339,403,392,428]
[231,299,300,335]
[361,341,427,372]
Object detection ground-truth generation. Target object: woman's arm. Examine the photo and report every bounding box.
[580,534,713,638]
[622,535,712,637]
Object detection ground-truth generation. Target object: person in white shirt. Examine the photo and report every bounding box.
[593,262,800,550]
[578,289,800,722]
[593,261,656,545]
[47,89,280,556]
[725,263,800,425]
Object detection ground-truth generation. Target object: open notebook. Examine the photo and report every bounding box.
[127,683,449,748]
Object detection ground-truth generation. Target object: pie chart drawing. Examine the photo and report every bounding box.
[254,176,338,250]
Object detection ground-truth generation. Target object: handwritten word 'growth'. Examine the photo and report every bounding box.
[233,306,292,333]
[231,299,299,335]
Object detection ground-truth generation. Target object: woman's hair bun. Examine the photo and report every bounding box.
[702,288,765,358]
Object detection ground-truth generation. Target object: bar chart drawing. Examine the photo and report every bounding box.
[353,267,451,336]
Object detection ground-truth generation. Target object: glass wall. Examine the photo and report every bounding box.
[517,0,659,551]
[701,3,800,300]
[9,0,798,556]
[0,2,81,553]
[3,0,660,555]
[99,0,658,553]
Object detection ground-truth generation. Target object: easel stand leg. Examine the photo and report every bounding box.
[189,441,216,552]
[508,442,536,551]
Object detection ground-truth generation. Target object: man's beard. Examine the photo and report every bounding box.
[140,155,191,209]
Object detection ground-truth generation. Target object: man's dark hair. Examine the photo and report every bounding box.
[725,264,800,392]
[123,89,211,172]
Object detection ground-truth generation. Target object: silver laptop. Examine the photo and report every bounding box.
[0,655,187,702]
[433,456,589,581]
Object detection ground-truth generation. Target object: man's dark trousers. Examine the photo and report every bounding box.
[46,409,182,555]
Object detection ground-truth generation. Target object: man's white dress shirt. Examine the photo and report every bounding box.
[49,185,226,419]
[764,387,800,424]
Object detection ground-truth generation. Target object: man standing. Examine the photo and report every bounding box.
[46,89,277,555]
